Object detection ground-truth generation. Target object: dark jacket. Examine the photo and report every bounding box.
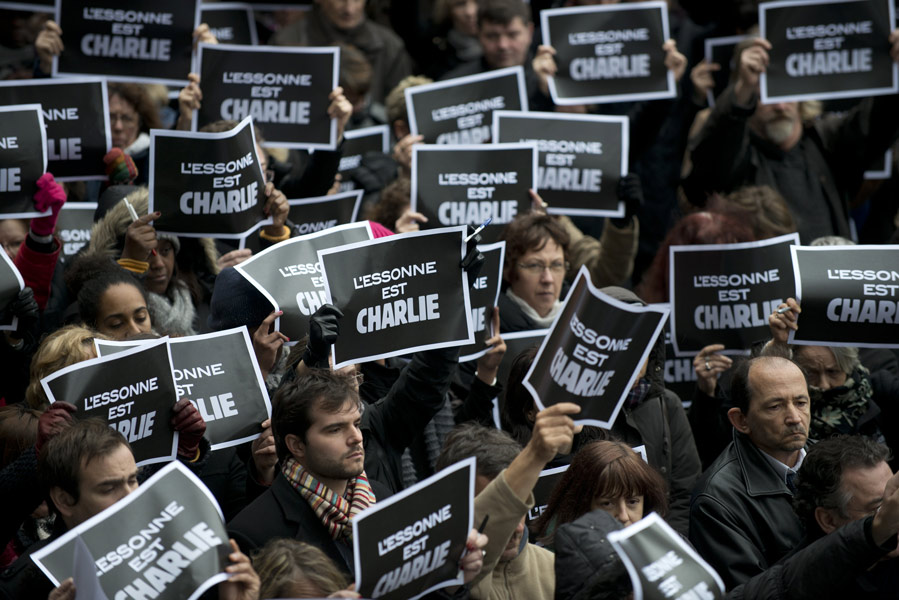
[686,85,899,242]
[689,430,805,590]
[601,286,702,536]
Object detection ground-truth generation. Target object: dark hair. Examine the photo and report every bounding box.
[365,177,410,231]
[338,43,372,100]
[500,346,539,446]
[253,539,348,599]
[793,435,891,539]
[272,369,361,460]
[714,185,797,240]
[107,82,161,134]
[479,0,531,27]
[0,404,40,467]
[76,268,148,329]
[535,440,668,546]
[39,418,130,506]
[499,213,570,287]
[436,423,521,479]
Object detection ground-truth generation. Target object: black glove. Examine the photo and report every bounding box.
[302,304,343,369]
[611,173,643,228]
[460,225,486,283]
[1,287,39,339]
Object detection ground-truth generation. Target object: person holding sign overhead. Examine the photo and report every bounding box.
[686,29,899,244]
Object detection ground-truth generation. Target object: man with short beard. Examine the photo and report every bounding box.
[689,356,811,589]
[686,31,899,244]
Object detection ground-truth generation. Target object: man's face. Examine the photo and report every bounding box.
[296,398,365,486]
[479,17,533,69]
[505,238,566,318]
[741,360,811,466]
[317,0,366,30]
[60,444,139,528]
[832,461,893,528]
[794,346,847,391]
[475,473,523,562]
[749,101,801,148]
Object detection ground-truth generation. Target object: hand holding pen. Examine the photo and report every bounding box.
[121,199,162,262]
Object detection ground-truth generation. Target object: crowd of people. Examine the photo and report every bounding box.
[1,0,899,598]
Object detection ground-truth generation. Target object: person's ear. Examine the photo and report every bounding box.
[727,407,750,434]
[49,486,77,520]
[814,506,841,534]
[285,433,306,461]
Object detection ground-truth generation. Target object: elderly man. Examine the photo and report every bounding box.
[689,355,810,588]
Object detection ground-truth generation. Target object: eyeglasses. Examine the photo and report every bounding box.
[517,261,569,275]
[109,113,138,125]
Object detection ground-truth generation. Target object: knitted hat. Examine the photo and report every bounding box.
[207,267,275,331]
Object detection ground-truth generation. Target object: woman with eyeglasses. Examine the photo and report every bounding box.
[106,83,162,187]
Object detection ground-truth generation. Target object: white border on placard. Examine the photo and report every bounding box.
[344,124,390,154]
[668,232,800,357]
[288,189,365,224]
[0,104,50,218]
[31,461,230,600]
[522,266,670,429]
[759,0,899,103]
[405,66,529,139]
[410,142,539,217]
[789,244,899,348]
[0,244,24,332]
[492,110,629,217]
[318,226,476,370]
[864,149,893,180]
[149,115,272,238]
[200,2,259,46]
[608,512,726,600]
[52,0,200,86]
[41,337,179,467]
[459,241,507,362]
[541,1,676,105]
[235,220,373,340]
[194,43,339,149]
[351,457,475,600]
[703,34,749,107]
[0,77,111,182]
[244,3,309,10]
[0,1,53,11]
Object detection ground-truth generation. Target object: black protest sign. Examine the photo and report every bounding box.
[411,143,537,243]
[352,457,475,600]
[523,267,669,428]
[31,461,231,600]
[651,304,697,408]
[0,249,24,332]
[0,104,47,219]
[405,67,528,144]
[200,3,258,45]
[496,329,551,394]
[54,0,200,85]
[608,512,725,600]
[339,125,390,190]
[704,35,749,106]
[760,0,897,103]
[493,111,628,217]
[236,222,372,343]
[41,339,179,466]
[669,233,799,357]
[540,1,675,105]
[319,227,475,369]
[95,329,271,450]
[459,242,505,362]
[528,465,568,526]
[0,78,111,182]
[149,116,268,239]
[195,43,339,149]
[241,189,363,254]
[56,202,97,260]
[791,245,899,347]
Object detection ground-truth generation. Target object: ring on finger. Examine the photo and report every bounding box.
[705,360,711,371]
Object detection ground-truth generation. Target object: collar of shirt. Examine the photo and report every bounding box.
[762,447,807,487]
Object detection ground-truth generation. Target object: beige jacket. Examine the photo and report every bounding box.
[559,216,639,287]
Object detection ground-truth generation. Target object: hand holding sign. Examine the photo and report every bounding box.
[329,86,354,143]
[35,20,63,75]
[172,398,206,459]
[261,182,289,239]
[303,304,344,369]
[219,539,261,600]
[530,403,582,464]
[691,344,732,397]
[177,72,203,131]
[253,310,288,379]
[475,307,506,384]
[768,297,801,346]
[735,37,772,105]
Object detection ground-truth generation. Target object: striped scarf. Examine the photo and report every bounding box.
[281,457,376,541]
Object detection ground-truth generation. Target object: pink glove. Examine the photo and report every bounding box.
[31,173,67,237]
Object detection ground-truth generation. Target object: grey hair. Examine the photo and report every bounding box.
[809,235,856,246]
[794,345,860,376]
